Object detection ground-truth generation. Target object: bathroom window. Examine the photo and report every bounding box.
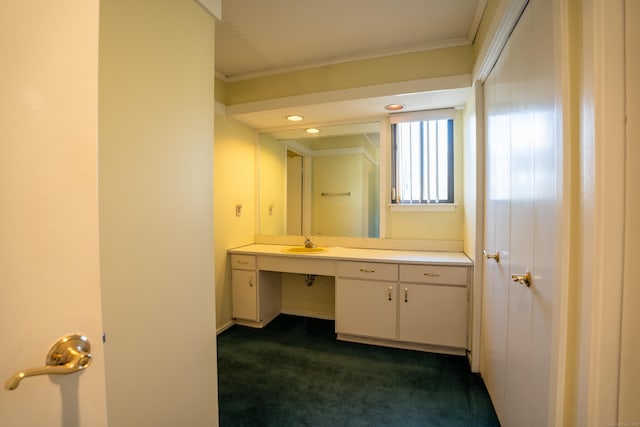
[390,109,454,205]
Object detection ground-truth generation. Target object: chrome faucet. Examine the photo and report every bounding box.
[304,237,317,248]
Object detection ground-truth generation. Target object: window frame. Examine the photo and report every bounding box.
[390,109,456,207]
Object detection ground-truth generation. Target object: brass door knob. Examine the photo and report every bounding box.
[483,250,500,263]
[511,270,532,287]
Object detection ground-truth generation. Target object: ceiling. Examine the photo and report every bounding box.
[215,0,486,130]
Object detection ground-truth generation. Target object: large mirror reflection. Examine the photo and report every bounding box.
[259,122,380,238]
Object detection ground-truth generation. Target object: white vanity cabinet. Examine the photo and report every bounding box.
[231,254,281,327]
[231,254,258,321]
[335,261,399,340]
[397,265,468,348]
[228,244,472,354]
[336,260,469,353]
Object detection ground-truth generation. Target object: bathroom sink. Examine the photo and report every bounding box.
[281,246,328,254]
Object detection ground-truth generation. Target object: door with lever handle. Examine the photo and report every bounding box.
[5,334,92,391]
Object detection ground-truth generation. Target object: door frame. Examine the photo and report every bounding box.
[573,0,627,425]
[618,0,640,421]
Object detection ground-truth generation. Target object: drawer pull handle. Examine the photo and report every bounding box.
[424,272,441,277]
[249,277,254,287]
[360,268,375,273]
[404,287,408,303]
[388,286,393,301]
[237,260,249,265]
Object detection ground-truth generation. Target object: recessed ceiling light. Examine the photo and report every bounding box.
[305,128,320,134]
[384,104,405,111]
[286,115,304,122]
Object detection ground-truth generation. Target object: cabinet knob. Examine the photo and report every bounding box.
[388,286,393,301]
[404,287,408,303]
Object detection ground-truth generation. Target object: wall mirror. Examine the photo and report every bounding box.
[258,121,381,238]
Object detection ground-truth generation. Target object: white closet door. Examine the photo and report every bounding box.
[481,35,511,423]
[504,6,535,424]
[526,0,558,422]
[482,0,559,425]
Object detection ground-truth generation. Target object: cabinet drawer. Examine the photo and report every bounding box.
[231,254,256,270]
[399,264,467,285]
[338,261,398,281]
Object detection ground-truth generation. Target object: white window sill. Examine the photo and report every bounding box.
[388,203,458,212]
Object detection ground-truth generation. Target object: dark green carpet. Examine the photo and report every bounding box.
[217,315,499,427]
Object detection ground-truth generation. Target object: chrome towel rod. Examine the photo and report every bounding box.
[321,191,351,197]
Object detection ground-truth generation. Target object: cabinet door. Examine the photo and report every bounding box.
[335,279,397,340]
[232,269,258,321]
[398,284,467,348]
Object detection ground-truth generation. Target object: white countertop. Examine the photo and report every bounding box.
[228,244,472,266]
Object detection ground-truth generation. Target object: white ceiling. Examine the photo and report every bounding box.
[215,0,485,130]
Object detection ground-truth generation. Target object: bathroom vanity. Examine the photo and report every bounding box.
[228,244,473,355]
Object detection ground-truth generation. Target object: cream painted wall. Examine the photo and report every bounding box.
[214,111,257,330]
[463,84,485,372]
[385,109,465,240]
[463,93,477,259]
[98,1,218,426]
[312,153,371,237]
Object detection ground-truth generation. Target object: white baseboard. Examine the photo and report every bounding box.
[280,308,335,320]
[337,333,466,356]
[216,320,235,335]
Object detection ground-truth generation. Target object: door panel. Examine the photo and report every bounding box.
[504,7,535,425]
[527,0,558,422]
[481,35,511,423]
[0,1,108,426]
[482,0,558,426]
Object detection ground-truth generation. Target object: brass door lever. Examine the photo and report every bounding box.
[5,334,92,390]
